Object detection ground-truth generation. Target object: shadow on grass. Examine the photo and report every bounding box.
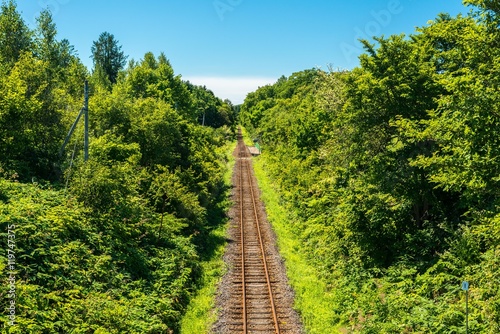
[193,182,234,262]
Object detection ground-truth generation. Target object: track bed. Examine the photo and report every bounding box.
[213,131,303,334]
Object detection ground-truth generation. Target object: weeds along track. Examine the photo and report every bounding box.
[213,131,303,333]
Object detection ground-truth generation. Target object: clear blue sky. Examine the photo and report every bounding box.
[16,0,467,104]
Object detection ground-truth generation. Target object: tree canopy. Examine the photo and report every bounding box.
[0,0,31,67]
[91,31,127,84]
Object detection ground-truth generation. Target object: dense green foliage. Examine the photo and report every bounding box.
[0,1,235,332]
[240,3,500,332]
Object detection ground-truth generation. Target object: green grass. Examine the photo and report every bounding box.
[179,140,237,334]
[179,224,228,334]
[240,126,255,146]
[252,156,341,334]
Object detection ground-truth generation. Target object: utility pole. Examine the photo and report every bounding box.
[83,80,89,161]
[59,80,90,161]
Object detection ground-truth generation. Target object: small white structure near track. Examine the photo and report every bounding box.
[247,146,261,156]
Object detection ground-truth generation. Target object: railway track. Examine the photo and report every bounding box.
[214,130,302,333]
[237,133,280,333]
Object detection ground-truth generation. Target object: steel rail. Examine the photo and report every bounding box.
[239,139,248,333]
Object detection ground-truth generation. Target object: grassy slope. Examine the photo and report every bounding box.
[251,155,340,334]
